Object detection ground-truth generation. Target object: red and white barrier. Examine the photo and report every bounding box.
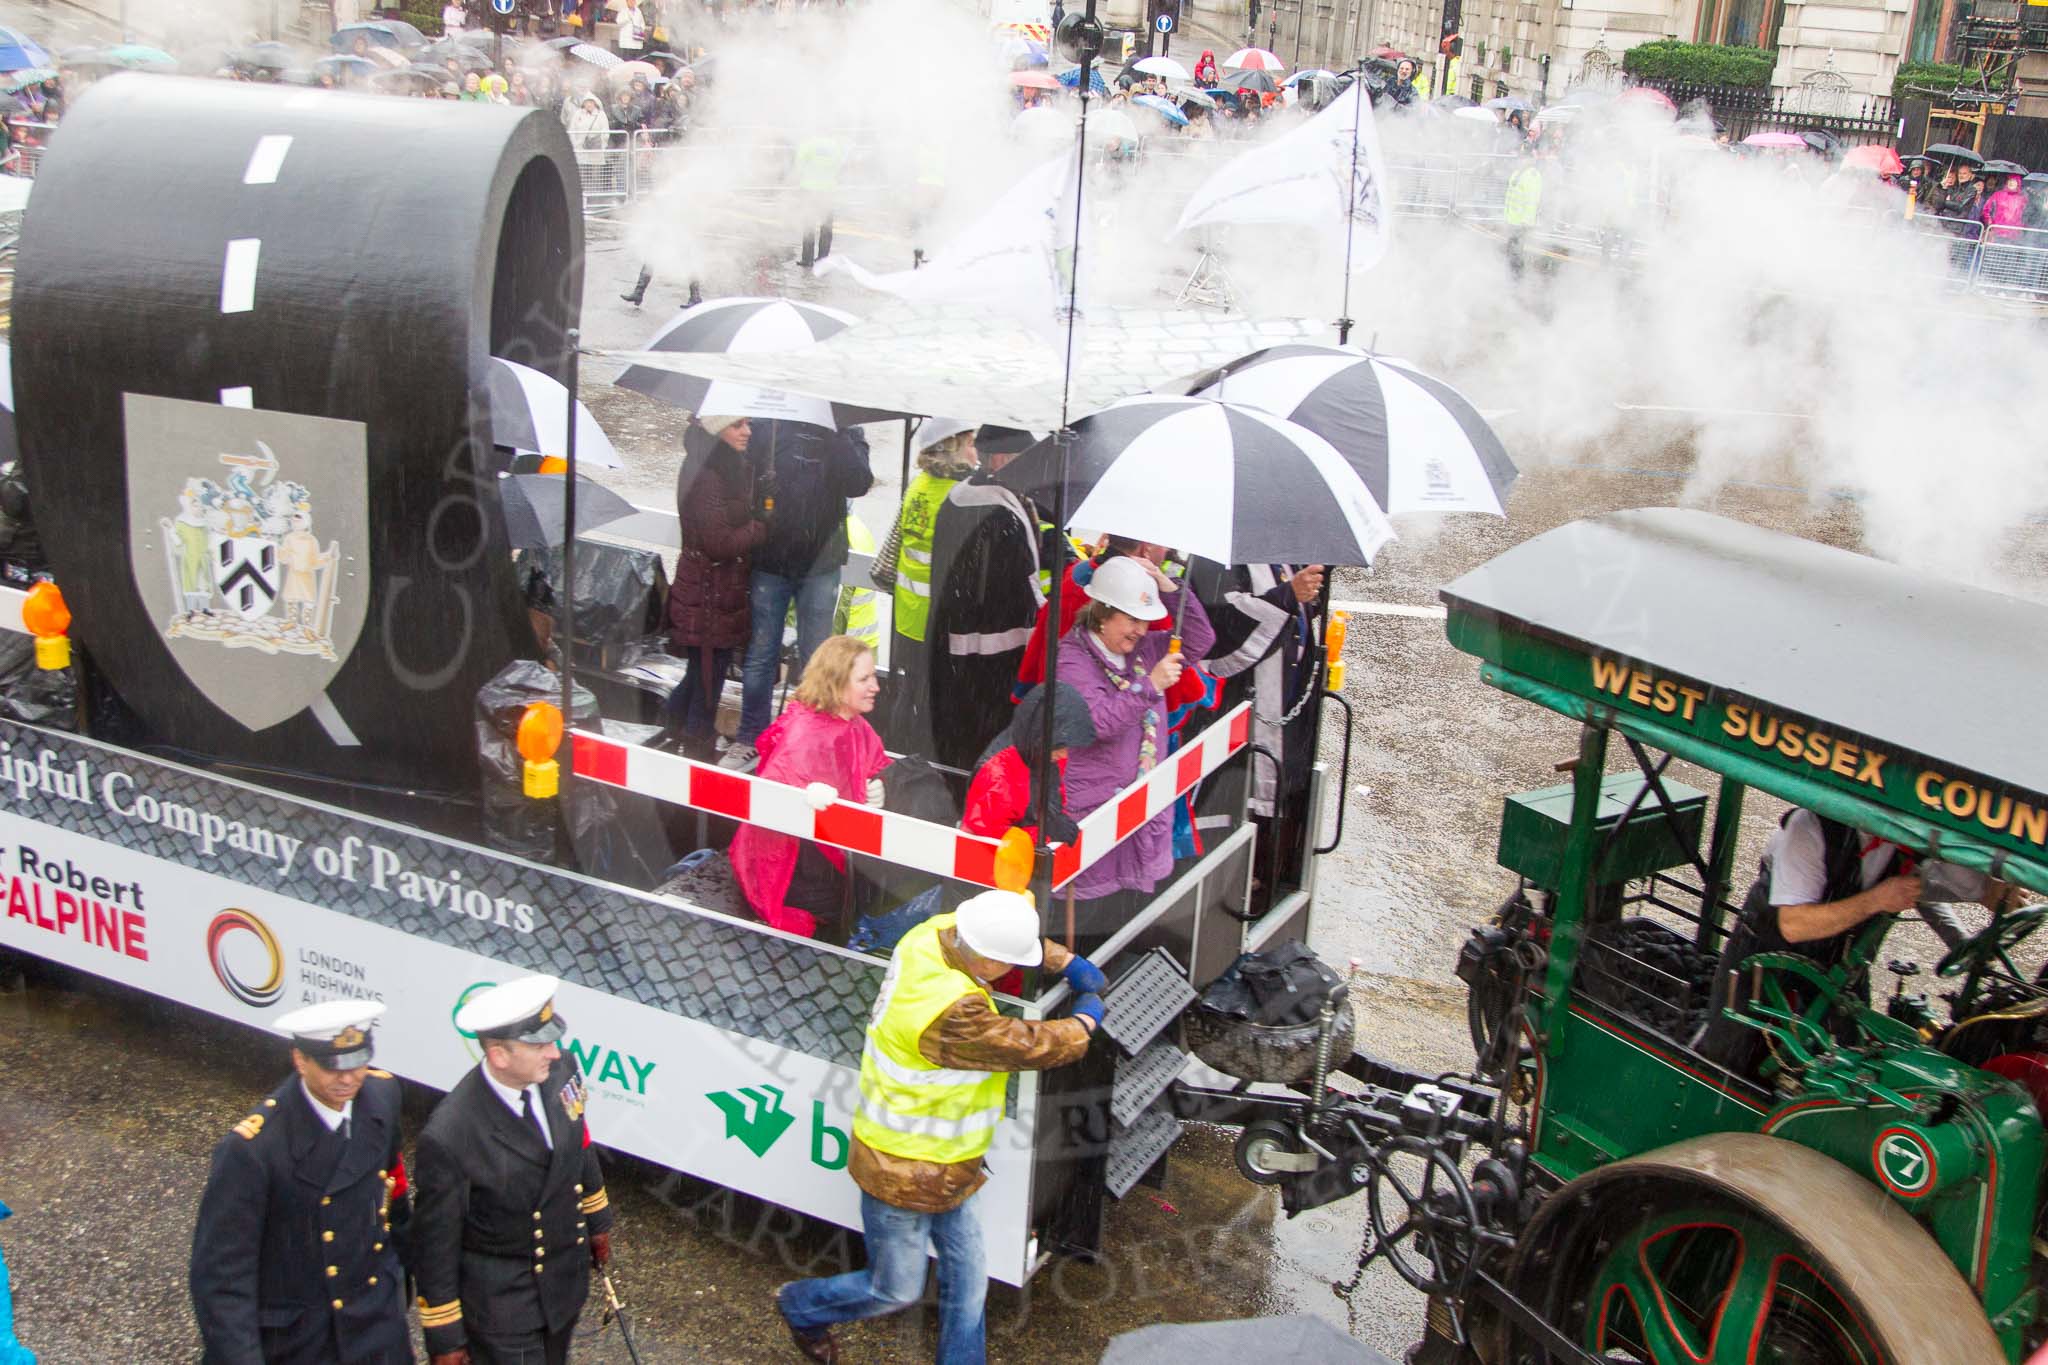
[0,586,27,635]
[571,732,1017,888]
[568,699,1251,892]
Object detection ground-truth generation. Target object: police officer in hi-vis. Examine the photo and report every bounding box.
[412,976,614,1365]
[190,999,414,1364]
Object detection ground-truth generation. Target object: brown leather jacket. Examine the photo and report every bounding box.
[848,929,1092,1213]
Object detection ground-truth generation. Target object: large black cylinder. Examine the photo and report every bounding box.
[14,75,582,810]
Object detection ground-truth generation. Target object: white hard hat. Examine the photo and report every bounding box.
[1084,555,1168,622]
[954,890,1044,967]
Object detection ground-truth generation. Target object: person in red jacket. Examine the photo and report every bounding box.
[963,681,1097,845]
[655,416,764,757]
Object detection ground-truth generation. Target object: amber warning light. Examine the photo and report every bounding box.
[518,701,564,799]
[22,582,71,671]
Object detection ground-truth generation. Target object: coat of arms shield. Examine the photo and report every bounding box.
[125,394,371,732]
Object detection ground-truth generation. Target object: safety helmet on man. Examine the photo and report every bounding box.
[954,890,1045,967]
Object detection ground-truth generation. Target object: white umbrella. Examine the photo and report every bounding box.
[1223,47,1285,72]
[1178,345,1516,516]
[1093,107,1141,144]
[1012,102,1071,145]
[1131,55,1189,82]
[487,358,622,470]
[1453,105,1497,123]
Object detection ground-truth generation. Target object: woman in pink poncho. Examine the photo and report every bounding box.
[1981,175,2027,243]
[730,635,890,941]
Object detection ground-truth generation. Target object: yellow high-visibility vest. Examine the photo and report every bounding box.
[839,512,881,648]
[1505,166,1542,226]
[853,915,1009,1164]
[891,471,959,644]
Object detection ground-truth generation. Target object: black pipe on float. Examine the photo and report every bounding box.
[14,75,582,818]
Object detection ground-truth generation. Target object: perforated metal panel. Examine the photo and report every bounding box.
[1112,1040,1187,1129]
[1105,1100,1183,1199]
[1101,949,1198,1058]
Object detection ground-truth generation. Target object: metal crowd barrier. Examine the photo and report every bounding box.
[575,129,635,219]
[4,122,57,180]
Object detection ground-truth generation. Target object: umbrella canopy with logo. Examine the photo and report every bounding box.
[487,358,622,470]
[1174,344,1515,516]
[613,296,903,429]
[994,397,1393,566]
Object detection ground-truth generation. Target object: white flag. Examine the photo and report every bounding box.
[1174,85,1393,274]
[818,144,1089,341]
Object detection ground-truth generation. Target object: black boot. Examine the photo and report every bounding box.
[621,265,652,306]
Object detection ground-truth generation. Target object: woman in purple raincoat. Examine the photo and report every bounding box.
[1055,553,1214,950]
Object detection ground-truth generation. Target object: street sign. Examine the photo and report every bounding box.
[1155,11,1174,33]
[492,0,516,13]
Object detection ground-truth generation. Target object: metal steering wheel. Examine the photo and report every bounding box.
[1937,902,2048,981]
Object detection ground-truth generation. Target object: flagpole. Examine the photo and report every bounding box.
[1336,60,1365,345]
[1034,0,1101,954]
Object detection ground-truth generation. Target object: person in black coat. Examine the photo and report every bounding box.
[190,1000,414,1365]
[413,976,615,1365]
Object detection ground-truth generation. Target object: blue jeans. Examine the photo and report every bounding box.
[778,1190,986,1365]
[738,568,840,744]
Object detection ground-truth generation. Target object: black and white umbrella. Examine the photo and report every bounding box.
[0,342,15,464]
[1176,344,1516,516]
[488,357,622,470]
[995,397,1393,567]
[614,296,903,429]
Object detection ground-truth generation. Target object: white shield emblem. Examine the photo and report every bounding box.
[211,532,281,621]
[126,395,370,732]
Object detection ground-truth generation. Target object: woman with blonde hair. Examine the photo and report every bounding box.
[728,635,890,941]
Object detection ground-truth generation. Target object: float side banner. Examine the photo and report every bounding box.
[0,721,1041,1282]
[1459,626,2048,864]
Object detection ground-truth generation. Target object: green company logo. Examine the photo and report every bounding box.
[705,1083,848,1169]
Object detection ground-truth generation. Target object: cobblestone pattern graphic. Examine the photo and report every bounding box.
[0,720,883,1066]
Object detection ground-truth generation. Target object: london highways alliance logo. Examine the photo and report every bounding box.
[206,908,285,1008]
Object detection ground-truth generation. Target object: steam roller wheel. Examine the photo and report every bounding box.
[1492,1133,2003,1365]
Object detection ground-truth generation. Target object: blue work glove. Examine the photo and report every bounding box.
[1062,955,1107,995]
[1069,992,1105,1031]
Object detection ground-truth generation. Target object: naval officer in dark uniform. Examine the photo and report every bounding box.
[190,999,414,1364]
[413,975,615,1365]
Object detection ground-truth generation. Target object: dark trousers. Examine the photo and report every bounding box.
[466,1320,575,1365]
[799,215,834,268]
[664,645,734,747]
